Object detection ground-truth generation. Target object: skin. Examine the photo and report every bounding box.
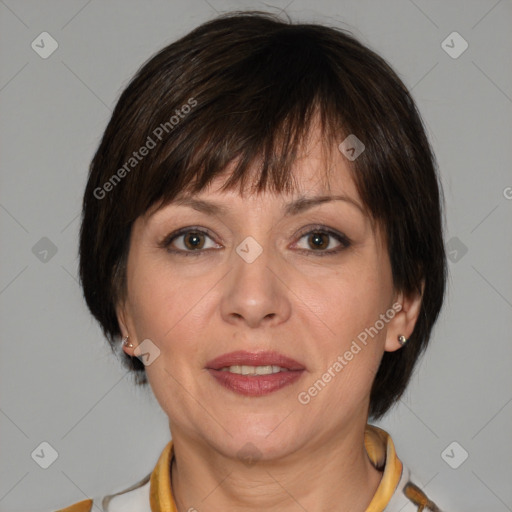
[116,124,423,512]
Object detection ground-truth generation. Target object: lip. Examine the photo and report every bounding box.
[205,350,305,371]
[205,350,306,397]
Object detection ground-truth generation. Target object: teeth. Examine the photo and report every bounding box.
[219,365,290,375]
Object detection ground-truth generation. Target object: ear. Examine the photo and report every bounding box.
[384,281,424,352]
[115,299,137,357]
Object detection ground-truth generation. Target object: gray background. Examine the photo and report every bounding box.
[1,1,511,511]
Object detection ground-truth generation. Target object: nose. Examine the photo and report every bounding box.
[219,237,292,329]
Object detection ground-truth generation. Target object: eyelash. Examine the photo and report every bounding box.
[159,225,351,257]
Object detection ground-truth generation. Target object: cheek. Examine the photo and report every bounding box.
[296,251,391,406]
[303,258,391,345]
[126,259,213,340]
[126,261,215,411]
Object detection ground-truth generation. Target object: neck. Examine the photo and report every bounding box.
[169,422,383,512]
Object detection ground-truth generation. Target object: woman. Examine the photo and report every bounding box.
[57,11,447,512]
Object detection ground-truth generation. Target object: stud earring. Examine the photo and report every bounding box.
[122,335,134,348]
[397,335,408,346]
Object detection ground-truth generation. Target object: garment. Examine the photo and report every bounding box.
[53,425,443,512]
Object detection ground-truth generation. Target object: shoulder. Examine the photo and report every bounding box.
[51,473,151,512]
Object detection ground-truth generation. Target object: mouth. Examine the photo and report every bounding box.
[205,350,305,397]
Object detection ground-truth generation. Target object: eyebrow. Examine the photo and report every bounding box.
[173,194,364,216]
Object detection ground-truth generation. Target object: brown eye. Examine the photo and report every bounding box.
[307,232,330,250]
[183,231,206,250]
[294,226,351,256]
[160,227,221,256]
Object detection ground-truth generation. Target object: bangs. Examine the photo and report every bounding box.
[148,100,345,214]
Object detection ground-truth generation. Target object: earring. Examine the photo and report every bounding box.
[397,335,408,346]
[122,335,134,348]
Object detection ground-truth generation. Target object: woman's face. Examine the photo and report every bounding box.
[117,125,417,459]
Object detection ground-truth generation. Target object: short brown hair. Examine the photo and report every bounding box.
[79,11,447,419]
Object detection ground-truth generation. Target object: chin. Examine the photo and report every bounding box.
[213,422,301,460]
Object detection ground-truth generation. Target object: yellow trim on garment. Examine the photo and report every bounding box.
[149,424,402,512]
[150,440,178,512]
[55,498,93,512]
[364,425,403,512]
